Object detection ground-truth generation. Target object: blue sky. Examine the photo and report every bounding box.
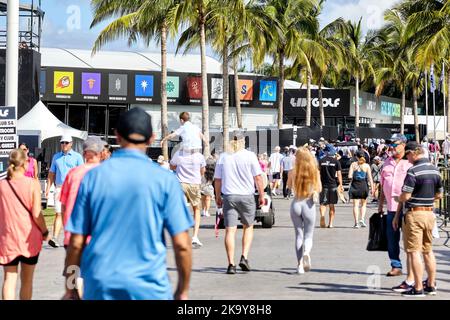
[36,0,399,54]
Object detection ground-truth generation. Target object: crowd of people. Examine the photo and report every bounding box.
[0,108,444,299]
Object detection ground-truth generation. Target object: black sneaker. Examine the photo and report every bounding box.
[422,279,437,296]
[48,238,60,248]
[239,255,251,271]
[226,264,236,274]
[392,281,413,293]
[402,287,425,298]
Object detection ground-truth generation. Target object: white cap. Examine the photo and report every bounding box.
[60,134,73,143]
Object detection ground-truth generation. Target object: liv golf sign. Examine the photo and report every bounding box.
[283,89,351,117]
[0,106,18,179]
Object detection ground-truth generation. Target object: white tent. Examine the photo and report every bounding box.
[18,101,88,142]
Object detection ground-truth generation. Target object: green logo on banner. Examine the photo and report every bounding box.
[166,76,179,98]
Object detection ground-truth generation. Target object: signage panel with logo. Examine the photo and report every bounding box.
[41,67,279,108]
[238,79,254,103]
[283,89,351,117]
[259,80,277,102]
[53,71,74,96]
[166,76,180,100]
[0,106,18,178]
[135,75,154,102]
[211,78,223,101]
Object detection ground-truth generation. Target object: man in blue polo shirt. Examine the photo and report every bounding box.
[46,134,84,248]
[63,107,193,300]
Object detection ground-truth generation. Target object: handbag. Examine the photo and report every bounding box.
[7,179,43,233]
[366,212,388,251]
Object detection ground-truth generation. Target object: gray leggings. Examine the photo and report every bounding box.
[290,197,316,261]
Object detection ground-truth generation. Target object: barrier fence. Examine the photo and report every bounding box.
[438,168,450,227]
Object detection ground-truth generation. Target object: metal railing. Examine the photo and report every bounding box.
[438,167,450,227]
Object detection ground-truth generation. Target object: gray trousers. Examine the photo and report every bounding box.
[290,197,316,261]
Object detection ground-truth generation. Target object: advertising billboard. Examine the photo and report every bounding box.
[41,67,279,109]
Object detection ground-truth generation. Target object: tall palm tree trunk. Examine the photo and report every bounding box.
[306,71,312,127]
[319,83,325,127]
[233,53,242,129]
[413,89,420,143]
[277,50,285,129]
[355,75,360,130]
[447,73,450,134]
[223,44,230,152]
[200,13,210,156]
[400,89,406,135]
[160,23,169,160]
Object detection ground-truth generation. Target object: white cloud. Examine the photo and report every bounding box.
[320,0,401,32]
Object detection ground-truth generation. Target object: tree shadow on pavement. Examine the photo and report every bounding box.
[281,268,370,276]
[286,282,397,297]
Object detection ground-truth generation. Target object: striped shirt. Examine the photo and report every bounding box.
[402,158,443,208]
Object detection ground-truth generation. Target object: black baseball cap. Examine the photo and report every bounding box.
[116,107,153,144]
[405,141,421,154]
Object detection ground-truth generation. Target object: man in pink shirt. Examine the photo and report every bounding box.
[60,137,104,248]
[379,134,415,289]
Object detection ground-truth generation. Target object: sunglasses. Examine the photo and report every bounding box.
[390,142,403,147]
[60,141,71,145]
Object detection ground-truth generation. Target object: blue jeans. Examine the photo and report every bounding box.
[386,211,403,269]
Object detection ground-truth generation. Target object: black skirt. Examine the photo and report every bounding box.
[349,179,369,200]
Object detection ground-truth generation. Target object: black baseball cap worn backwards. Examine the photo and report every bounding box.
[116,107,153,144]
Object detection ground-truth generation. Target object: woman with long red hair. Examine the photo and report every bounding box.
[289,147,322,274]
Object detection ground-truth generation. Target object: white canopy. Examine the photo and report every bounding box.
[18,101,88,142]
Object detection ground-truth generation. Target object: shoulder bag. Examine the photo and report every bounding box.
[6,179,45,234]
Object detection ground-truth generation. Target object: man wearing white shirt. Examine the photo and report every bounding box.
[170,149,206,248]
[442,134,450,167]
[214,130,265,275]
[161,112,207,152]
[268,146,283,196]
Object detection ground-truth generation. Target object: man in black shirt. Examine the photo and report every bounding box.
[319,145,343,228]
[395,142,442,297]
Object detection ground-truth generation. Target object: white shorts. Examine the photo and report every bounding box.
[54,186,62,213]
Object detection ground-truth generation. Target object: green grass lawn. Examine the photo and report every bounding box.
[43,208,55,227]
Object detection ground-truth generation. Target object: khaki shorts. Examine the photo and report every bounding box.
[403,211,435,253]
[181,183,201,207]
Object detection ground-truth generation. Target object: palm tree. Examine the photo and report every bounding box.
[374,8,410,134]
[261,0,317,128]
[339,18,378,131]
[172,0,213,156]
[90,0,178,160]
[230,1,276,128]
[311,10,347,127]
[403,0,450,132]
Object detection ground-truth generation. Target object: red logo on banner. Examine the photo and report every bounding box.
[187,77,202,99]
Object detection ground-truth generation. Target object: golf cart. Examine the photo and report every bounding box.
[216,173,275,229]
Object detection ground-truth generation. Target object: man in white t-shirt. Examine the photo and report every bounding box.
[161,112,207,152]
[214,130,265,275]
[442,134,450,166]
[170,149,206,248]
[268,146,283,196]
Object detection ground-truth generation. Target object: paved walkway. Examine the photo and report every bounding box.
[1,198,450,300]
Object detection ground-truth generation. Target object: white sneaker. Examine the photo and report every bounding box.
[192,237,203,248]
[353,223,360,229]
[204,211,210,217]
[271,190,277,196]
[297,260,305,274]
[201,210,206,217]
[359,220,367,228]
[303,254,311,272]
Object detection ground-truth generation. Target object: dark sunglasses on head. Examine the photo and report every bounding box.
[60,141,70,145]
